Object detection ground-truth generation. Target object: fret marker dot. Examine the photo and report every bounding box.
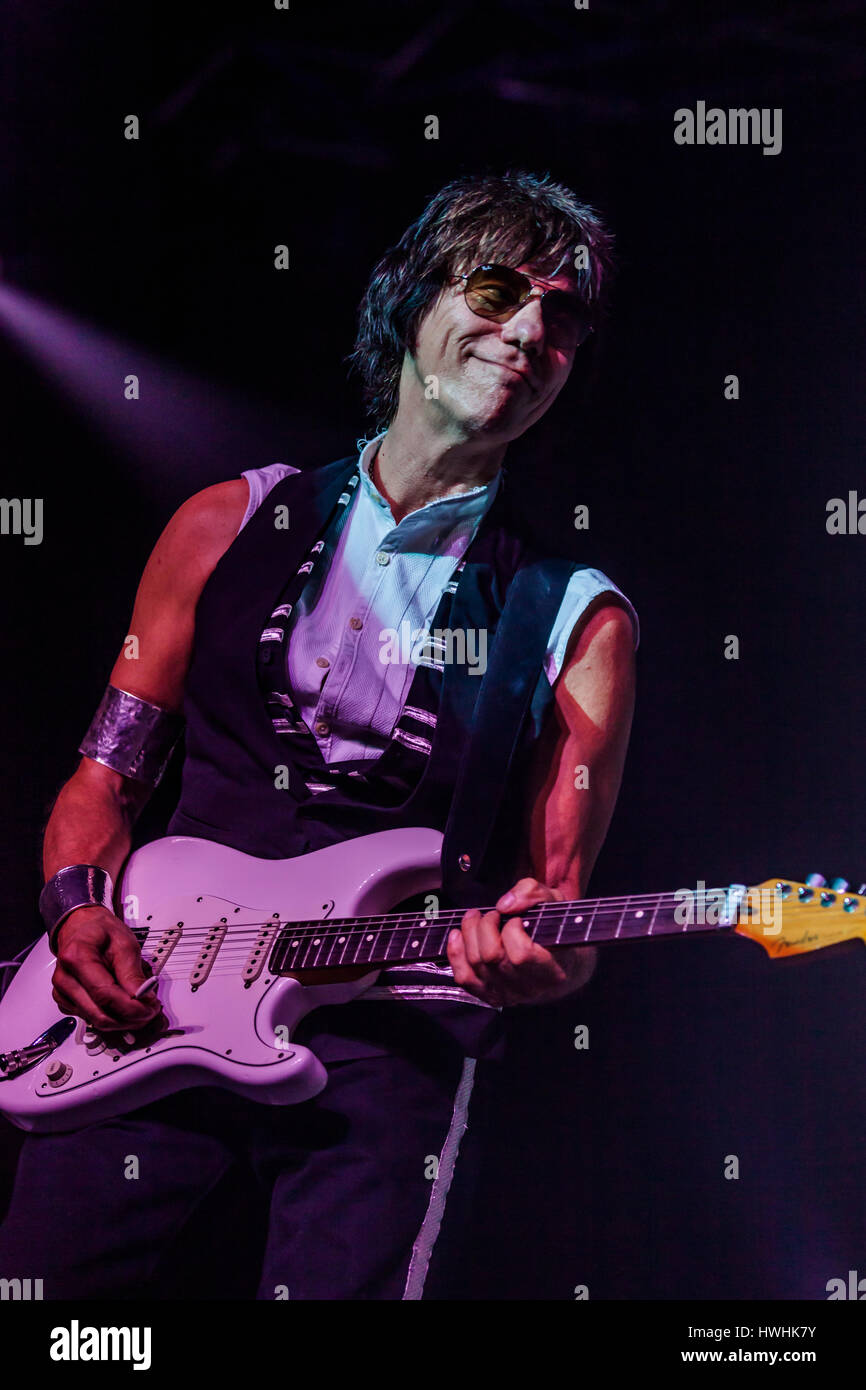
[291,940,299,948]
[338,937,346,944]
[574,915,583,924]
[313,938,321,946]
[366,934,373,942]
[411,940,420,949]
[635,910,644,919]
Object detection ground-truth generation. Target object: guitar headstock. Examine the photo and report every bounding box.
[735,874,866,958]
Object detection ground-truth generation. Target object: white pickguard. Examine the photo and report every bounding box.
[0,827,444,1133]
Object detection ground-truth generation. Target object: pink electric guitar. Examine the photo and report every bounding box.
[0,828,862,1132]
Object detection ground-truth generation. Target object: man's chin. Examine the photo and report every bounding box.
[449,391,530,439]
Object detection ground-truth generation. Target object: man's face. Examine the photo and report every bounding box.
[405,261,583,442]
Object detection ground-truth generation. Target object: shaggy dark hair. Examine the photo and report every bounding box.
[347,169,616,433]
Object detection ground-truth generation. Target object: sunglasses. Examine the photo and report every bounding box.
[450,264,594,350]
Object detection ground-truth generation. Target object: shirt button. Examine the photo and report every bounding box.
[314,720,330,736]
[315,656,330,668]
[349,617,363,631]
[375,551,390,565]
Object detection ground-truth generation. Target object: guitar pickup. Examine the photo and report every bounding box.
[189,920,229,989]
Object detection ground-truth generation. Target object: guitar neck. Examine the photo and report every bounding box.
[270,887,737,974]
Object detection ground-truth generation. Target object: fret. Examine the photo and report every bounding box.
[420,919,439,962]
[325,925,347,968]
[580,904,611,941]
[585,896,602,942]
[423,920,452,963]
[575,904,593,944]
[297,923,325,970]
[527,902,555,949]
[379,913,401,964]
[525,900,553,945]
[648,894,662,935]
[351,922,381,967]
[613,896,659,940]
[556,900,569,945]
[405,915,431,964]
[337,925,351,967]
[541,902,579,944]
[644,900,681,937]
[278,922,310,972]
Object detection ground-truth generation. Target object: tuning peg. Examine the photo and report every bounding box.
[857,884,866,896]
[830,877,849,893]
[805,873,826,887]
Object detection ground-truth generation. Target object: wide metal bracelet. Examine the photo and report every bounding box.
[79,684,184,787]
[39,864,115,954]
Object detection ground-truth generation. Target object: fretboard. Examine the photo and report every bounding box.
[268,888,735,974]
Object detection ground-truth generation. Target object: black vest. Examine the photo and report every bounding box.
[167,454,578,905]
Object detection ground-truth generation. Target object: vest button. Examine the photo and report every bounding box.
[315,656,330,667]
[349,617,363,631]
[375,551,390,566]
[458,853,471,872]
[315,720,330,736]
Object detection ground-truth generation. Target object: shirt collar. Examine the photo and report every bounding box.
[356,431,502,543]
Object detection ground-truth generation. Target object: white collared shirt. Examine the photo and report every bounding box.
[239,432,638,764]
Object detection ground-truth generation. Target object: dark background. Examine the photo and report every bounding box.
[1,0,864,1299]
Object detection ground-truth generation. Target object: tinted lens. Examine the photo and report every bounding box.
[543,290,593,348]
[463,265,528,319]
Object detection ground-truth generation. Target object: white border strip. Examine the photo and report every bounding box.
[402,1056,477,1300]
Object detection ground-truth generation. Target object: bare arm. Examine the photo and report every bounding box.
[46,480,248,1031]
[447,597,636,1005]
[524,596,637,901]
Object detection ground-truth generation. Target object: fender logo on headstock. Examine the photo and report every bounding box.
[735,880,866,958]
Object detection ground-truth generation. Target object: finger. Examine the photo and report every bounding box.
[123,1009,169,1044]
[51,972,125,1032]
[447,928,485,996]
[500,918,566,986]
[475,910,508,970]
[496,878,547,912]
[500,916,545,966]
[62,943,162,1027]
[448,931,510,1007]
[105,932,158,1004]
[458,909,483,970]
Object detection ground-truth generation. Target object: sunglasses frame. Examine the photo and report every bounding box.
[450,263,595,349]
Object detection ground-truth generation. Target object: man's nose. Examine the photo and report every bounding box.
[501,295,546,350]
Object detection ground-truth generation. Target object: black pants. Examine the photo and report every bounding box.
[0,1028,487,1300]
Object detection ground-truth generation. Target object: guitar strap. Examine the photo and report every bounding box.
[439,553,577,910]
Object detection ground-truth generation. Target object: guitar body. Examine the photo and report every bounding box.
[0,828,444,1134]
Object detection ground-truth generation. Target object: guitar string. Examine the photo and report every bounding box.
[140,920,742,980]
[137,904,739,976]
[133,902,738,963]
[140,926,736,978]
[124,887,739,948]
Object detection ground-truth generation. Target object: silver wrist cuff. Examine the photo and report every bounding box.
[40,865,115,954]
[79,684,184,787]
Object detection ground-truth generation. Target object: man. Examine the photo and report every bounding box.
[0,170,637,1299]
